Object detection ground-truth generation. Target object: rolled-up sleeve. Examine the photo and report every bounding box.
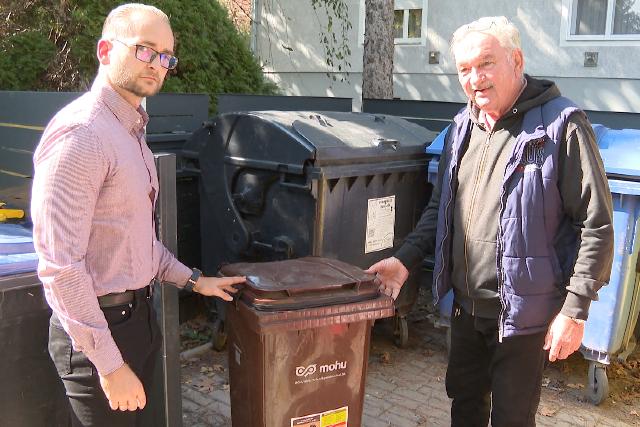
[31,122,124,376]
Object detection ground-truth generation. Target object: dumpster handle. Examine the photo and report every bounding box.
[372,138,399,151]
[283,282,360,296]
[279,173,311,191]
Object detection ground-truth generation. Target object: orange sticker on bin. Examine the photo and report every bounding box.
[322,406,348,426]
[291,406,348,427]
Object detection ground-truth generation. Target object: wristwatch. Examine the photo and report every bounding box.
[184,268,202,293]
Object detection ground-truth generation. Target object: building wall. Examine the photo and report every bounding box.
[253,0,640,113]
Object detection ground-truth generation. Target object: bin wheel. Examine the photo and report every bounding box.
[394,316,409,348]
[211,319,227,352]
[587,362,609,405]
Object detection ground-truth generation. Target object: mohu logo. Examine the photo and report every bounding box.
[295,360,347,377]
[320,360,347,373]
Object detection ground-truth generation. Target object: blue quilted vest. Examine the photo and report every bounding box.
[432,97,581,338]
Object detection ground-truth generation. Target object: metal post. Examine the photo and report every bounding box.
[143,153,182,427]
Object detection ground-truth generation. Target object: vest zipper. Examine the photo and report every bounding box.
[497,179,508,343]
[433,156,457,305]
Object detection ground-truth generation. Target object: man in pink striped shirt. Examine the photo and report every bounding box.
[31,4,245,425]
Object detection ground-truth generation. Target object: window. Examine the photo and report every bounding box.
[394,7,423,43]
[567,0,640,40]
[358,0,428,46]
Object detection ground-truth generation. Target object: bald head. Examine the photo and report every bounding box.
[102,3,171,40]
[96,3,175,107]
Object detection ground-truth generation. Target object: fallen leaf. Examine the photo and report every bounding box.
[380,352,391,364]
[539,406,558,417]
[542,377,551,387]
[630,410,639,417]
[566,383,584,389]
[423,349,434,357]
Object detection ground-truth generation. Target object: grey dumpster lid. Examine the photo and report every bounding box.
[217,111,438,173]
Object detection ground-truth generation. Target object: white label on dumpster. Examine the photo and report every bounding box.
[291,406,348,427]
[365,195,395,254]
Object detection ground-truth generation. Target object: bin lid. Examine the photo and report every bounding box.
[219,257,379,311]
[209,111,438,174]
[425,125,448,156]
[0,224,37,277]
[593,124,640,180]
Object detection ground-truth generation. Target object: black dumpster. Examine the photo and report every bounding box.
[0,224,68,426]
[189,110,437,346]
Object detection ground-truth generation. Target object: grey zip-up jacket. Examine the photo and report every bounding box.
[396,77,614,335]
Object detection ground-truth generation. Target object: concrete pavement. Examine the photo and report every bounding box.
[180,297,640,427]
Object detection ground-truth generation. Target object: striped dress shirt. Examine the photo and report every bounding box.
[31,79,191,376]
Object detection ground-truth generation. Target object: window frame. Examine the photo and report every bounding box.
[561,0,640,44]
[358,0,428,46]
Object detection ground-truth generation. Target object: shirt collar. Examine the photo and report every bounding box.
[91,79,149,134]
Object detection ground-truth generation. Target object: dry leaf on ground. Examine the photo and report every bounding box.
[539,405,558,417]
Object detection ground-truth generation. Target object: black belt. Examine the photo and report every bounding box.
[98,286,150,308]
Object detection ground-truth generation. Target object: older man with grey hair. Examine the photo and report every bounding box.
[368,16,613,425]
[31,3,244,426]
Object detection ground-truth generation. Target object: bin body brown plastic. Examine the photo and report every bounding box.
[221,257,394,427]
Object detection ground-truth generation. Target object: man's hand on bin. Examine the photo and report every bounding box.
[543,313,585,362]
[194,275,246,301]
[365,257,409,300]
[99,363,146,411]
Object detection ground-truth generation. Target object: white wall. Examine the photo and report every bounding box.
[253,0,640,112]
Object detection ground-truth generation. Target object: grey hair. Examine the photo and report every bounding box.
[102,3,170,39]
[450,16,521,55]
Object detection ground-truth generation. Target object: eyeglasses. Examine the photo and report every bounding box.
[113,39,178,70]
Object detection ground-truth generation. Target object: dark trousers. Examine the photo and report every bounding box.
[446,303,547,427]
[48,288,161,427]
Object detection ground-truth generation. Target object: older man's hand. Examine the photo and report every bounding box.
[543,313,585,362]
[365,257,409,300]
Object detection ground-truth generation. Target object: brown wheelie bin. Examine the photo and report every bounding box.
[219,256,394,427]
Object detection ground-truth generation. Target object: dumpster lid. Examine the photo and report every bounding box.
[219,257,379,311]
[593,124,640,181]
[425,125,449,156]
[215,111,437,172]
